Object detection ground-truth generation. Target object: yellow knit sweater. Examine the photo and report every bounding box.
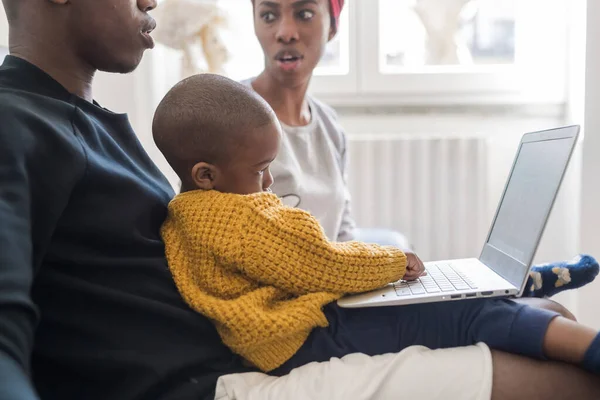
[161,190,407,371]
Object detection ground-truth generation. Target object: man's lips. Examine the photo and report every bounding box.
[140,18,156,49]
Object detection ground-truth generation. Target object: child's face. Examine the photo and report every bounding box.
[214,120,281,195]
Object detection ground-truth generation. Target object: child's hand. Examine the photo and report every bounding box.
[403,252,426,281]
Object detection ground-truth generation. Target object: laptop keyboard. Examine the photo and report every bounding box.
[393,263,478,296]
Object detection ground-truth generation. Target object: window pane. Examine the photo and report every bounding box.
[314,3,350,76]
[218,0,264,81]
[379,0,516,71]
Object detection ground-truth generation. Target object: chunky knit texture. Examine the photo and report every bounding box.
[161,190,407,371]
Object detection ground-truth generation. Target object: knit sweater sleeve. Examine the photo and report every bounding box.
[168,191,407,295]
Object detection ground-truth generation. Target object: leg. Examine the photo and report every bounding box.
[522,254,599,298]
[514,297,577,320]
[273,298,558,375]
[223,346,600,400]
[237,344,495,400]
[276,298,600,375]
[543,317,600,371]
[491,350,600,400]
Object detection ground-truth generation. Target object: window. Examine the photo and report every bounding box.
[313,4,350,76]
[379,0,517,70]
[154,0,570,105]
[354,0,569,104]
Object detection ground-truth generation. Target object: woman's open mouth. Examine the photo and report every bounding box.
[275,50,304,72]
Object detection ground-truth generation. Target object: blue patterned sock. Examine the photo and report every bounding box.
[521,255,599,298]
[583,333,600,374]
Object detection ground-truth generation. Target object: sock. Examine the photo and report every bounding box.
[583,333,600,374]
[521,254,599,298]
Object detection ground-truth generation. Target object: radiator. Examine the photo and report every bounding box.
[347,134,489,262]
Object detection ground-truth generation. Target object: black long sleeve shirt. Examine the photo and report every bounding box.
[0,56,248,400]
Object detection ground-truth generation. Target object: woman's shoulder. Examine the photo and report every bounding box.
[308,95,339,122]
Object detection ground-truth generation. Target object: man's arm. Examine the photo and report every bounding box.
[0,103,85,399]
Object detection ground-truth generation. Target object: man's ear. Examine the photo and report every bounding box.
[191,162,218,190]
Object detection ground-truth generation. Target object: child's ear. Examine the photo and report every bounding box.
[191,162,218,190]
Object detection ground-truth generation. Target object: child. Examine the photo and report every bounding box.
[153,74,600,376]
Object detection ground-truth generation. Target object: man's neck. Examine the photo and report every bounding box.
[9,29,96,102]
[252,72,311,127]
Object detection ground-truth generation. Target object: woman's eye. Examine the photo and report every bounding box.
[298,10,315,20]
[261,11,276,22]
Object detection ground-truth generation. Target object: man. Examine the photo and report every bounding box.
[0,0,598,399]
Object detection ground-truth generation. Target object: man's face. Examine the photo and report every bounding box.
[67,0,157,73]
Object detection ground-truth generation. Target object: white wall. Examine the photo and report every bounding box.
[577,0,600,329]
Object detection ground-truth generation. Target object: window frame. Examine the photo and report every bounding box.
[309,0,570,106]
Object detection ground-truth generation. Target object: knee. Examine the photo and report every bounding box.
[536,299,577,321]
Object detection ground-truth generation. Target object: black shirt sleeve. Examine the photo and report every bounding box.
[0,100,85,399]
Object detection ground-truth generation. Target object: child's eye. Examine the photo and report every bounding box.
[257,165,270,176]
[261,11,277,23]
[297,10,315,20]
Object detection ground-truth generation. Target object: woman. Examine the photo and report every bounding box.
[230,2,600,396]
[244,0,597,294]
[245,0,411,248]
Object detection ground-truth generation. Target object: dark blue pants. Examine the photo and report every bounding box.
[273,298,558,376]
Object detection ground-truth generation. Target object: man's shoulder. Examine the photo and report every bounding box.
[0,86,81,151]
[0,81,78,126]
[0,83,75,117]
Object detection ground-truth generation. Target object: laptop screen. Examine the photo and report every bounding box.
[487,138,572,263]
[480,126,579,289]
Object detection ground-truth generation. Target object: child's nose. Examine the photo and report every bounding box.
[263,170,274,191]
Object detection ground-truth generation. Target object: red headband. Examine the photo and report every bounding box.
[251,0,345,32]
[329,0,344,32]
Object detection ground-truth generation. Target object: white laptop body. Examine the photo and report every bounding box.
[338,125,580,308]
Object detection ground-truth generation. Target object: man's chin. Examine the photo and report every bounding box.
[97,53,146,75]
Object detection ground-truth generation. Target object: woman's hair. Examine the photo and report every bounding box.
[250,0,345,33]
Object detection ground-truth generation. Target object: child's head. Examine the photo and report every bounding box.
[153,74,281,195]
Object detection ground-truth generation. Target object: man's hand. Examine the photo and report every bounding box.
[403,252,426,281]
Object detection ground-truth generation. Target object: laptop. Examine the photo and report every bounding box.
[338,125,580,308]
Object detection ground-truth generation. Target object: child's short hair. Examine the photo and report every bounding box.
[153,74,276,186]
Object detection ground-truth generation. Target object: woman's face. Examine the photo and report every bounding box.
[253,0,334,85]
